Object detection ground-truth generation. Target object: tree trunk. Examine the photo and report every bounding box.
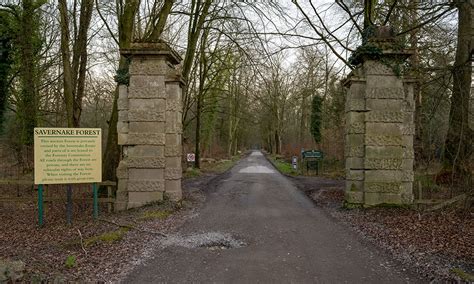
[195,94,202,168]
[72,0,94,127]
[443,0,472,175]
[102,87,120,182]
[227,91,234,157]
[408,0,424,167]
[102,0,139,182]
[59,0,94,127]
[299,91,307,145]
[363,0,376,29]
[182,0,212,82]
[194,23,211,168]
[275,130,280,155]
[148,0,174,41]
[58,0,74,127]
[17,0,39,145]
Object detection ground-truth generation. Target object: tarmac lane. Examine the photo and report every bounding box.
[124,150,422,283]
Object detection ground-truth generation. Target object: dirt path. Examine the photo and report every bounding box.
[124,151,423,283]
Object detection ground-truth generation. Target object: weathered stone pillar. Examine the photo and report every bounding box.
[344,28,415,206]
[115,42,183,211]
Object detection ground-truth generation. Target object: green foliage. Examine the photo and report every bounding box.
[451,268,474,281]
[65,255,76,269]
[361,25,377,43]
[84,228,130,247]
[343,201,363,209]
[0,11,14,132]
[186,156,240,177]
[3,0,46,145]
[270,155,298,176]
[349,40,407,77]
[114,66,130,86]
[350,184,358,192]
[184,167,201,178]
[140,210,173,220]
[348,43,383,66]
[114,57,131,85]
[211,157,239,173]
[310,95,322,144]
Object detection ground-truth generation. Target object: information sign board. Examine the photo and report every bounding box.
[302,150,324,159]
[34,128,102,184]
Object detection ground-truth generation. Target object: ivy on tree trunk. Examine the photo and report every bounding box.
[310,95,322,144]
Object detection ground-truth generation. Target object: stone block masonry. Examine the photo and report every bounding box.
[344,34,415,207]
[115,42,184,211]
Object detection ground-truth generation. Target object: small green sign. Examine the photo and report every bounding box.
[302,150,323,159]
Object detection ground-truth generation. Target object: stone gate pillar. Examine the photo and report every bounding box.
[344,28,415,206]
[115,42,183,211]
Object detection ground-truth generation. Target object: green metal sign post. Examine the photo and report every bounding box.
[66,185,73,225]
[302,150,324,175]
[93,183,98,220]
[38,184,44,227]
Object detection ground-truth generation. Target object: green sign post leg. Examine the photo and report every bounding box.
[93,183,98,219]
[38,184,44,227]
[66,184,72,225]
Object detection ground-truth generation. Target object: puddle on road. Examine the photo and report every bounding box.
[161,232,247,250]
[239,165,275,174]
[250,151,263,156]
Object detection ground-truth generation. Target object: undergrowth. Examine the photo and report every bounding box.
[84,228,130,247]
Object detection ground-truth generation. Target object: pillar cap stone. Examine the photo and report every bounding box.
[121,41,182,65]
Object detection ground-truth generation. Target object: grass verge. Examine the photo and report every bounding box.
[267,155,299,176]
[184,155,241,178]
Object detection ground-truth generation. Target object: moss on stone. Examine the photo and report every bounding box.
[350,183,358,191]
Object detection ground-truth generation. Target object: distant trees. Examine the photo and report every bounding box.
[0,1,115,173]
[0,0,469,186]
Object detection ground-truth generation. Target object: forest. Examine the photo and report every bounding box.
[0,0,472,282]
[0,0,471,184]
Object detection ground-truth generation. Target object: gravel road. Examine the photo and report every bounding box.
[124,151,423,283]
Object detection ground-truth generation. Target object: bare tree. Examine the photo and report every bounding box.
[58,0,94,127]
[443,0,473,177]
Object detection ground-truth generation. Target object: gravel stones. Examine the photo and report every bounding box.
[161,232,246,249]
